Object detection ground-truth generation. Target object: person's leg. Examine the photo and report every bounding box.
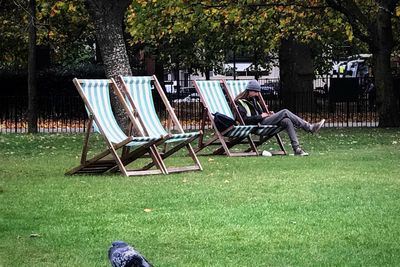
[262,109,325,134]
[278,118,299,149]
[261,110,310,155]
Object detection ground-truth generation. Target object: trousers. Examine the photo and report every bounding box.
[261,109,311,149]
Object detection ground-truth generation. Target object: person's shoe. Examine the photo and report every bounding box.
[310,119,325,134]
[294,147,309,156]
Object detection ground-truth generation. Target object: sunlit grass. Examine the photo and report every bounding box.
[1,128,400,266]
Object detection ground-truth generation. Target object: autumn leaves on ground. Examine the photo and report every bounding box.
[1,128,400,266]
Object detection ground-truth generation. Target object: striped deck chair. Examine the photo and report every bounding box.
[193,80,259,156]
[65,78,167,176]
[223,80,286,155]
[115,75,202,174]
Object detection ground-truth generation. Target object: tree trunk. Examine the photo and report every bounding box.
[372,8,400,127]
[173,63,181,93]
[374,51,400,127]
[279,38,314,112]
[28,0,37,133]
[155,59,165,87]
[205,68,211,80]
[85,0,132,126]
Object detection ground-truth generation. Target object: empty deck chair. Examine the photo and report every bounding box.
[193,80,261,156]
[116,75,202,173]
[65,78,166,176]
[223,80,286,155]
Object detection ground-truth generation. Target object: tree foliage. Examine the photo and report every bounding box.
[0,0,29,67]
[125,0,371,75]
[0,0,94,68]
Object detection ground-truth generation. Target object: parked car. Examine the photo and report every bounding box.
[261,82,279,98]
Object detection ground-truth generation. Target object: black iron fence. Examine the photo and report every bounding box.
[0,77,379,133]
[0,96,87,133]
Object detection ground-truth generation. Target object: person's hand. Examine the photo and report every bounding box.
[261,112,270,118]
[265,105,274,115]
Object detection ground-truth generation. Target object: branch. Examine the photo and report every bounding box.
[192,1,328,10]
[325,0,373,44]
[12,0,45,33]
[388,0,400,11]
[378,0,400,19]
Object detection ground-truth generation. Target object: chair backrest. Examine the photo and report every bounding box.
[120,76,168,137]
[74,79,128,144]
[194,80,234,119]
[225,79,269,113]
[224,80,250,99]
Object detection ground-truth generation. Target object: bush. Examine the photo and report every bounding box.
[0,64,105,97]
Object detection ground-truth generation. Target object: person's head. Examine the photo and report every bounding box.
[235,80,261,100]
[246,80,261,97]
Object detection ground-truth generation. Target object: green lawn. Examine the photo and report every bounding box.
[1,128,400,266]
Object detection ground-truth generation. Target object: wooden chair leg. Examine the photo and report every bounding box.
[198,107,207,149]
[80,116,94,164]
[275,134,287,154]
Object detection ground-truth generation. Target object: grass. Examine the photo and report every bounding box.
[1,128,400,266]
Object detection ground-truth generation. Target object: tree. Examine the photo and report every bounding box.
[124,1,353,104]
[28,0,38,133]
[0,1,29,68]
[37,0,95,66]
[325,0,400,127]
[279,39,315,111]
[84,0,132,124]
[126,0,226,77]
[1,0,95,68]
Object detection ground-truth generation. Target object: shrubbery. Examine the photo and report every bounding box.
[0,64,105,97]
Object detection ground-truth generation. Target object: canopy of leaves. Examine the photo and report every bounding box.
[3,0,398,73]
[0,0,29,67]
[0,0,94,68]
[125,0,376,75]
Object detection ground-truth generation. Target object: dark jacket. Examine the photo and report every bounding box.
[235,98,264,125]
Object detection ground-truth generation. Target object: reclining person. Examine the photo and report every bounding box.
[235,80,325,156]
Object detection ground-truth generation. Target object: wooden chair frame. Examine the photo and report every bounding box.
[115,75,202,174]
[65,78,167,176]
[222,80,287,155]
[193,80,259,157]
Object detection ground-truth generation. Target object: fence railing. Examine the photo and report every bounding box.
[0,77,379,133]
[0,96,88,133]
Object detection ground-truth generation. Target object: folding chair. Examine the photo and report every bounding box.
[223,80,286,155]
[116,75,202,174]
[65,79,166,176]
[193,80,261,156]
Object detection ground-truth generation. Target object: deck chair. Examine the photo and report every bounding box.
[115,75,202,174]
[223,80,286,155]
[65,78,167,176]
[193,80,261,156]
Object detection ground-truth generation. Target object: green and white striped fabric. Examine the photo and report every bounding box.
[225,80,281,137]
[253,124,281,136]
[122,76,198,143]
[195,80,254,138]
[78,79,157,146]
[224,80,250,99]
